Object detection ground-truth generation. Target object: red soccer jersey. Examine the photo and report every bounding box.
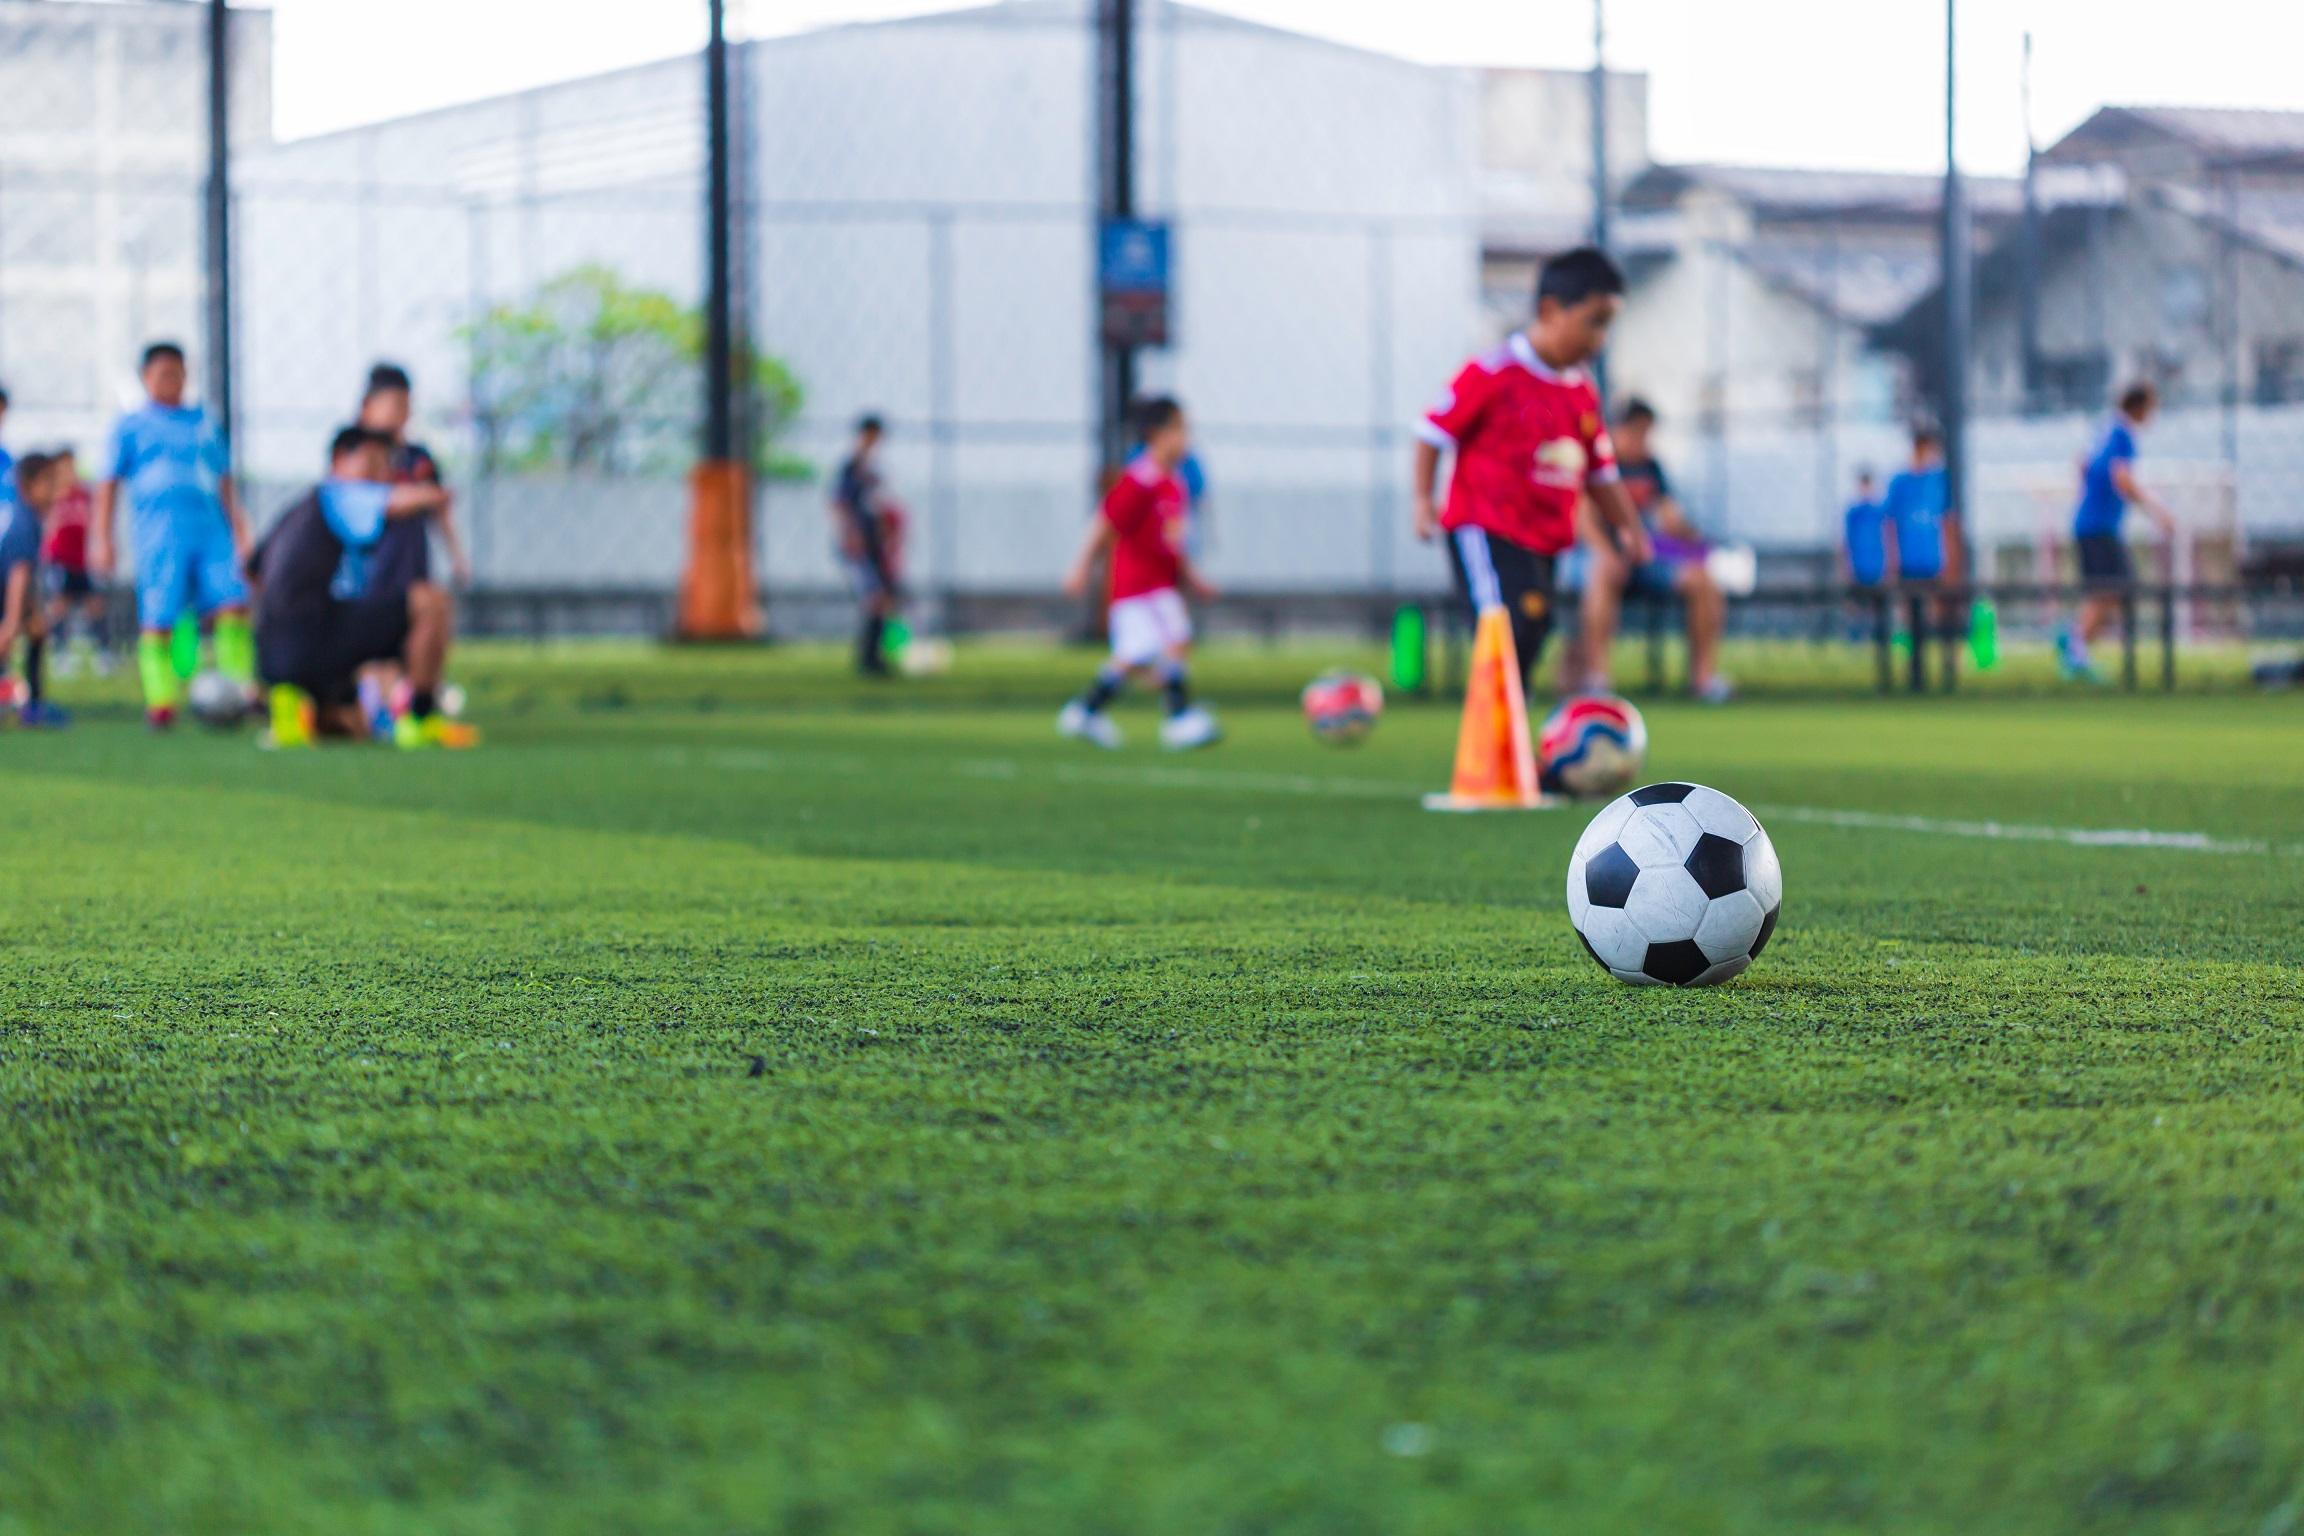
[1103,454,1189,601]
[1418,331,1618,555]
[42,485,91,570]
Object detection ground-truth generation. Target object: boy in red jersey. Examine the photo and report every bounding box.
[1412,246,1650,693]
[1058,396,1220,751]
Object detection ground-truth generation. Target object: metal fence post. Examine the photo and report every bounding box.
[929,210,958,627]
[203,0,235,441]
[2120,588,2138,691]
[1368,222,1394,594]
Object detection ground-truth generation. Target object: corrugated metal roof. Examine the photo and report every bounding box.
[1623,163,2024,219]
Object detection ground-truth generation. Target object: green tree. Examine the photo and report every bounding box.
[464,264,807,479]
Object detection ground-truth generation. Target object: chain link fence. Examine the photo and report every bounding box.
[2,0,2301,674]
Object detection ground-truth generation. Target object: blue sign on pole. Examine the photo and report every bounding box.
[1099,217,1171,348]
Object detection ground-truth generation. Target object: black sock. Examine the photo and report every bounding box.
[858,614,887,671]
[409,688,437,720]
[1160,665,1190,717]
[1078,669,1124,713]
[24,639,45,706]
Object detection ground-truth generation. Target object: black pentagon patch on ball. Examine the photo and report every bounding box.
[1584,843,1640,908]
[1683,833,1748,900]
[1574,928,1612,974]
[1749,904,1780,960]
[1627,782,1695,806]
[1643,939,1711,986]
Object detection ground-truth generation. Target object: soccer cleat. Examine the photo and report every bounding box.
[16,702,70,730]
[2057,648,2104,684]
[262,685,316,750]
[1159,706,1222,752]
[1058,701,1123,750]
[1694,676,1736,705]
[146,705,177,731]
[394,713,480,751]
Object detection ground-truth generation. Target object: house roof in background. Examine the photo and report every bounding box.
[1737,241,1944,328]
[2045,106,2304,166]
[1622,163,2025,221]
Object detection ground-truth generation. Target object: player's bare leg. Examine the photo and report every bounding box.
[1677,564,1730,701]
[1578,541,1629,693]
[393,583,476,749]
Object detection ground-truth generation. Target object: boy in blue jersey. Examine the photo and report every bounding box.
[1841,469,1890,589]
[2059,381,2175,681]
[0,383,13,491]
[254,426,468,748]
[1880,426,1959,589]
[2,453,70,727]
[89,342,256,728]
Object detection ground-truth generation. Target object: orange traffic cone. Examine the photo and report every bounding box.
[1422,606,1550,812]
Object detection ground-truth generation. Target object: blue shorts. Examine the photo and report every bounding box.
[136,521,249,630]
[1627,560,1686,598]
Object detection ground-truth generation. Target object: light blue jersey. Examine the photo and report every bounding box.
[318,477,394,600]
[109,403,248,629]
[106,402,230,545]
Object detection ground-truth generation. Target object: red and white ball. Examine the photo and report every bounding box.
[1539,694,1648,799]
[1301,671,1384,746]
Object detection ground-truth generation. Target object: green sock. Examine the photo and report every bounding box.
[139,634,183,711]
[171,613,201,681]
[213,614,256,687]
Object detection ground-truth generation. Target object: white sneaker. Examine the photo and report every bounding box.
[1058,701,1122,749]
[1159,706,1222,751]
[1695,676,1736,705]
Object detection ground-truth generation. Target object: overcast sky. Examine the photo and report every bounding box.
[266,0,2304,177]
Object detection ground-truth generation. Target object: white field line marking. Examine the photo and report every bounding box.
[1748,804,2278,857]
[663,747,2298,857]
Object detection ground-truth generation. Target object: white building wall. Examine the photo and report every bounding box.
[0,0,271,455]
[237,1,1483,596]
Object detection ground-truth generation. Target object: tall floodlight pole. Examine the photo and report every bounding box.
[705,0,735,467]
[2018,31,2042,412]
[1941,0,1973,577]
[677,0,759,638]
[203,0,234,440]
[1588,0,1611,402]
[1096,0,1138,471]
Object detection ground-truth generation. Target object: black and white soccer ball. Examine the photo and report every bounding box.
[1566,782,1781,986]
[187,669,250,729]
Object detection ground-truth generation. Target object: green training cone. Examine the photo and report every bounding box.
[1391,605,1427,694]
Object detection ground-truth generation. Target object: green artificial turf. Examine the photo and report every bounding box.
[4,641,2303,1535]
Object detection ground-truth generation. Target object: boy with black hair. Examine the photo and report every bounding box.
[1058,396,1220,751]
[1571,397,1730,700]
[832,413,901,676]
[1882,425,1958,588]
[90,341,256,728]
[2,453,70,727]
[1413,246,1649,695]
[255,426,467,749]
[41,448,109,676]
[1842,467,1890,590]
[352,361,467,739]
[2061,380,2176,682]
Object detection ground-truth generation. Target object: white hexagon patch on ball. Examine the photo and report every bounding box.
[1566,782,1781,986]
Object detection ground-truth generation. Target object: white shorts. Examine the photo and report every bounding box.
[1108,588,1192,666]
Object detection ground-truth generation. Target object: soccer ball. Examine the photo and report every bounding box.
[1566,782,1781,987]
[1540,694,1647,799]
[187,670,250,728]
[1302,671,1383,745]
